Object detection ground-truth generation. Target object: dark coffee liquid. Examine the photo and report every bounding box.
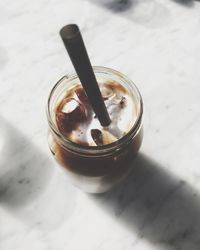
[50,128,143,177]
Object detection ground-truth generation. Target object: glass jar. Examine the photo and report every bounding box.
[46,66,143,193]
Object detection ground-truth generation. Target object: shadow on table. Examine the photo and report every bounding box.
[0,117,53,207]
[92,0,134,12]
[172,0,200,7]
[91,153,200,249]
[0,117,77,230]
[91,0,199,12]
[87,0,200,30]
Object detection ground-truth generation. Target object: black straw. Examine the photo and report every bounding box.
[60,24,111,127]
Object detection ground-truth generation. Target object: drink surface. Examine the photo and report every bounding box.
[55,81,136,146]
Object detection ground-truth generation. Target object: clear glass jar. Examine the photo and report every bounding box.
[46,66,143,193]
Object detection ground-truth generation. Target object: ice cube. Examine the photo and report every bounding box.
[62,99,79,113]
[75,88,89,104]
[56,98,86,134]
[119,96,126,108]
[101,87,115,101]
[91,129,103,146]
[102,130,117,145]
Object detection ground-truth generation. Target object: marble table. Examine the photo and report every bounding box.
[1,0,200,249]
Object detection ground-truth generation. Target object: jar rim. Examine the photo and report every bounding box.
[46,66,143,155]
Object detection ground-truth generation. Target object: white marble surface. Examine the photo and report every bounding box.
[1,0,200,249]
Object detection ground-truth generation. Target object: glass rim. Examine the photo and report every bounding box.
[46,66,143,155]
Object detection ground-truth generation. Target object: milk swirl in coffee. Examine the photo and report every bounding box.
[55,81,136,146]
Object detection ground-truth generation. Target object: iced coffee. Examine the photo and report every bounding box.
[47,66,143,193]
